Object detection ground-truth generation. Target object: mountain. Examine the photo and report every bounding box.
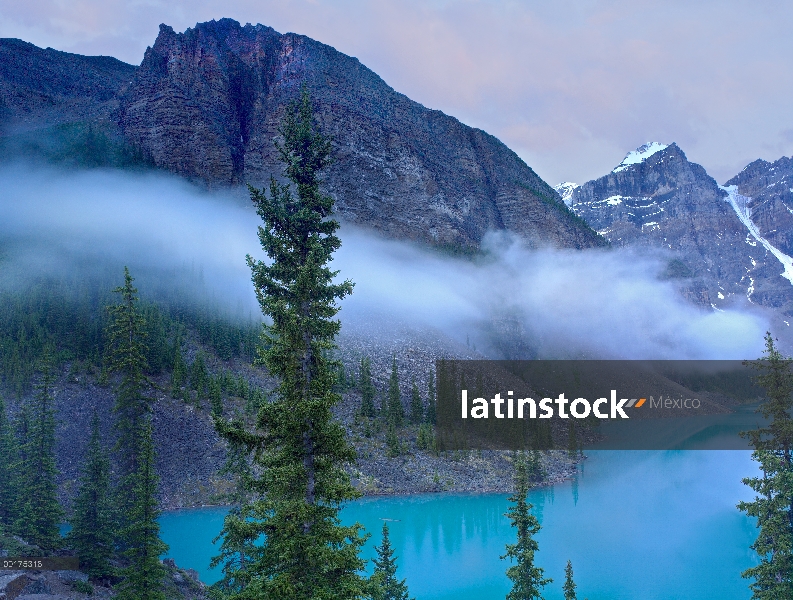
[724,156,793,257]
[0,19,603,251]
[564,142,793,311]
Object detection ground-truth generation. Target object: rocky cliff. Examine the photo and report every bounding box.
[561,143,793,311]
[0,20,603,251]
[725,156,793,256]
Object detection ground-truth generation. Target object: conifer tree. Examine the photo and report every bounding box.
[170,340,187,399]
[425,369,436,425]
[210,377,224,417]
[563,560,577,600]
[386,424,402,458]
[409,379,422,425]
[387,357,403,427]
[214,86,367,599]
[68,413,114,579]
[360,357,376,418]
[209,436,256,597]
[738,332,793,598]
[116,421,168,600]
[105,267,150,490]
[15,354,63,552]
[502,453,551,600]
[0,393,17,528]
[105,268,168,596]
[371,522,413,600]
[10,401,31,536]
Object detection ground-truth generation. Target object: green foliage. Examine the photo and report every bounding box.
[359,357,376,418]
[416,423,435,452]
[527,450,546,483]
[67,413,115,579]
[386,357,403,427]
[409,379,422,425]
[0,393,17,528]
[738,332,793,598]
[210,376,224,417]
[116,422,168,600]
[213,87,367,599]
[425,370,436,425]
[72,579,94,595]
[0,265,259,396]
[170,338,188,398]
[370,523,413,600]
[386,424,402,458]
[190,352,209,397]
[563,560,577,600]
[335,362,351,392]
[14,353,63,552]
[0,121,152,169]
[105,268,151,497]
[502,453,551,600]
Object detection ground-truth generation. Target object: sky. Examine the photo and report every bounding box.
[1,0,791,186]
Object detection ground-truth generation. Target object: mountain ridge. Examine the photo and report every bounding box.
[0,19,604,252]
[561,141,793,313]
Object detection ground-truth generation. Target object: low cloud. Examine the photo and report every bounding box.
[0,164,768,360]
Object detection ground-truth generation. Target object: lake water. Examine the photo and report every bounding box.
[159,451,760,599]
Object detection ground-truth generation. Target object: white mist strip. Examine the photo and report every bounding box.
[721,185,793,285]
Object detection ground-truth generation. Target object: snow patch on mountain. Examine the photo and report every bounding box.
[553,182,579,206]
[721,184,793,286]
[613,142,669,173]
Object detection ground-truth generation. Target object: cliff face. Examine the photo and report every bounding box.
[115,19,602,250]
[566,143,793,312]
[725,156,793,256]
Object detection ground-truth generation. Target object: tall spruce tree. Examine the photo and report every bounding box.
[15,353,63,552]
[409,379,422,425]
[10,400,31,537]
[0,393,17,529]
[371,523,413,600]
[116,421,168,600]
[563,560,577,600]
[502,453,551,600]
[387,357,403,427]
[359,357,376,418]
[425,369,436,425]
[106,268,168,596]
[738,332,793,598]
[68,412,115,579]
[213,86,367,599]
[105,267,151,491]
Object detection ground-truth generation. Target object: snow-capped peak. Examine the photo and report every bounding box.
[612,142,669,173]
[554,181,579,206]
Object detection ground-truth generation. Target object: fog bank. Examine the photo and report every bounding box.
[0,164,768,360]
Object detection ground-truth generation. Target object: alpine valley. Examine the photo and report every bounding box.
[0,18,791,584]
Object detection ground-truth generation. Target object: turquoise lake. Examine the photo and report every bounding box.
[159,451,760,599]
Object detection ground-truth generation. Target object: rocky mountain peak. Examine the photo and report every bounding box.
[567,141,785,308]
[0,20,606,252]
[612,141,670,173]
[114,18,603,250]
[553,182,579,206]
